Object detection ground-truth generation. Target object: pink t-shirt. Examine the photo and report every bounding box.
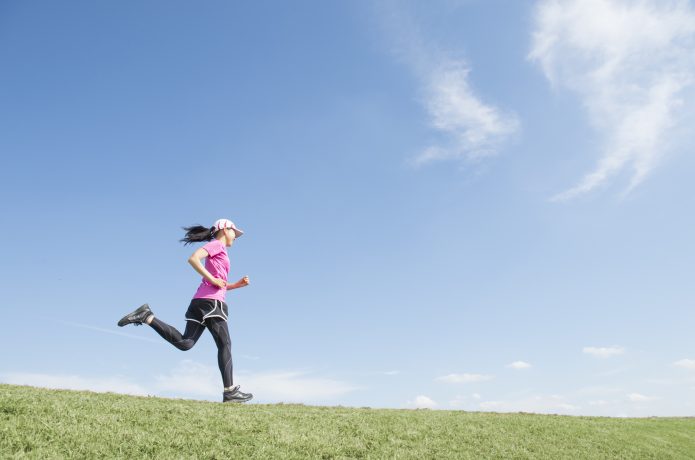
[193,239,229,302]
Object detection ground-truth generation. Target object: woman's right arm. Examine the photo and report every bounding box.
[188,248,226,288]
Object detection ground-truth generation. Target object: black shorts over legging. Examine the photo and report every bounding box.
[148,298,233,388]
[185,298,228,325]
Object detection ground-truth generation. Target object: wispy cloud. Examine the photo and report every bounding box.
[574,386,689,416]
[627,392,659,402]
[414,63,520,165]
[240,354,261,361]
[449,392,482,408]
[377,1,519,167]
[2,360,360,405]
[589,399,612,407]
[507,361,532,370]
[577,385,624,396]
[157,360,361,403]
[583,346,625,358]
[594,367,629,378]
[238,370,361,403]
[435,373,493,384]
[154,360,220,397]
[41,318,163,344]
[674,358,695,370]
[0,372,150,396]
[530,0,695,199]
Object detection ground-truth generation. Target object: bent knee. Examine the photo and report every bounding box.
[175,340,195,351]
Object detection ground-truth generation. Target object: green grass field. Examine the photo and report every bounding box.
[1,384,694,459]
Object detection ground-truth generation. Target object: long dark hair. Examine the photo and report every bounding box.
[180,225,218,246]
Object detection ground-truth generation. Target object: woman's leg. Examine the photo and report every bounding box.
[206,317,233,388]
[149,317,206,351]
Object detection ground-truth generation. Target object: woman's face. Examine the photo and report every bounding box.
[223,228,236,247]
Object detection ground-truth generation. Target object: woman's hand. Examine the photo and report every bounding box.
[211,278,227,289]
[227,276,250,290]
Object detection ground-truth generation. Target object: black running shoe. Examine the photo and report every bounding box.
[223,385,253,403]
[117,303,153,327]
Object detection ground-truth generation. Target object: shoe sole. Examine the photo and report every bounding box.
[223,396,253,403]
[117,304,150,327]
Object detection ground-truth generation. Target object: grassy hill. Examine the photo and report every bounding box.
[1,384,694,459]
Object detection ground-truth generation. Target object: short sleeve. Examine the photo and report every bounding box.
[202,240,224,258]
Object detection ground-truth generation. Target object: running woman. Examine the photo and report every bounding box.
[117,218,253,403]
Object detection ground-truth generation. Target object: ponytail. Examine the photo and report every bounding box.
[180,225,217,245]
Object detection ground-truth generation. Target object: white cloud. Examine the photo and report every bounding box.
[674,358,695,370]
[377,1,519,167]
[554,403,579,411]
[154,360,220,397]
[0,372,150,396]
[2,360,360,405]
[647,375,695,386]
[507,361,532,370]
[583,346,625,358]
[577,385,624,396]
[449,395,466,407]
[382,370,401,376]
[479,400,505,410]
[435,373,493,384]
[408,395,438,409]
[628,392,658,402]
[595,367,629,377]
[42,318,163,345]
[589,400,611,406]
[155,360,360,403]
[240,354,261,361]
[413,63,520,165]
[238,370,360,404]
[449,392,482,408]
[530,0,695,199]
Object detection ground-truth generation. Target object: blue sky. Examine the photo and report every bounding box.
[2,0,695,416]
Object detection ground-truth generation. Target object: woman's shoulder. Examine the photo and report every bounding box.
[202,239,226,255]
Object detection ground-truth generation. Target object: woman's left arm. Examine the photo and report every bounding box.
[227,276,250,290]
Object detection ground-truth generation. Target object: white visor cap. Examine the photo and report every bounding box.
[214,218,244,238]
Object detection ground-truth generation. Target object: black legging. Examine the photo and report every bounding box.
[149,316,233,388]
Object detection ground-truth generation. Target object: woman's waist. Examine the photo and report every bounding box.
[199,277,227,286]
